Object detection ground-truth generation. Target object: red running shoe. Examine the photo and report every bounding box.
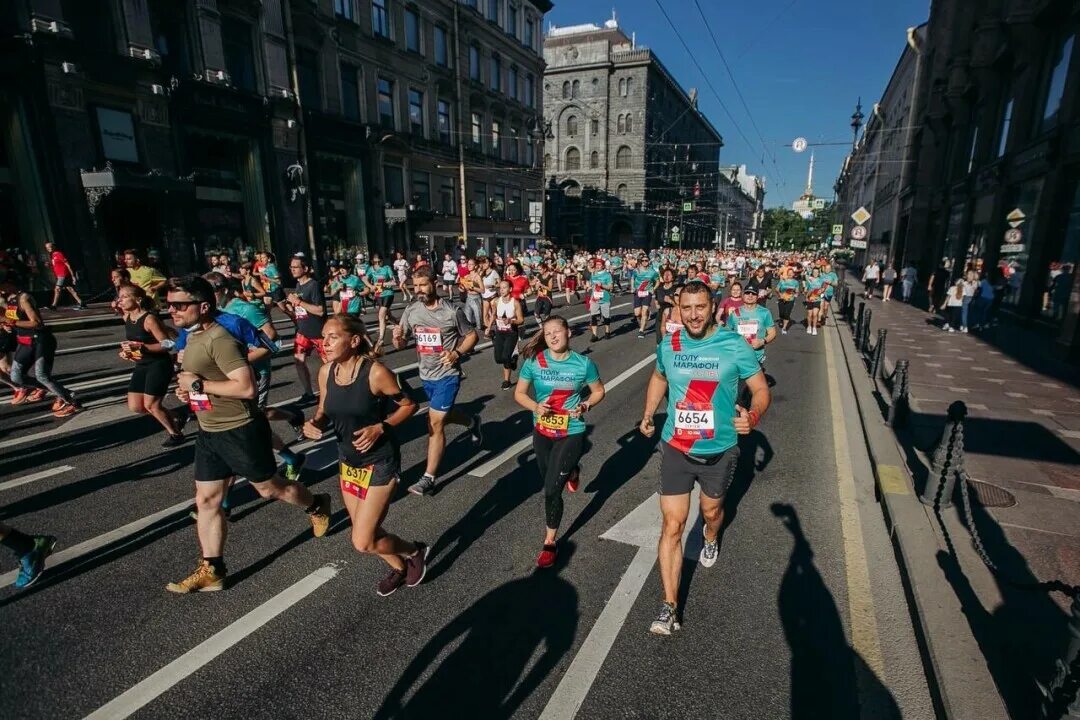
[565,466,580,493]
[536,543,558,569]
[27,388,46,403]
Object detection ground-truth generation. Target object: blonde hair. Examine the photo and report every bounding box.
[326,313,380,359]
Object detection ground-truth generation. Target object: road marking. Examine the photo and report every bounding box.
[57,341,121,355]
[468,352,655,478]
[823,325,886,680]
[82,564,341,720]
[0,465,75,492]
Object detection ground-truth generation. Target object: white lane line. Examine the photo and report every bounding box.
[468,352,655,478]
[57,341,121,355]
[82,564,341,720]
[0,465,75,492]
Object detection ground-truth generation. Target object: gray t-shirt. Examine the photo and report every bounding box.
[399,298,475,381]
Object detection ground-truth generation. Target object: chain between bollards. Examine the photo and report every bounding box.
[919,401,966,508]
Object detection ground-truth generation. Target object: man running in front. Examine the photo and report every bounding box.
[639,280,771,635]
[165,276,331,592]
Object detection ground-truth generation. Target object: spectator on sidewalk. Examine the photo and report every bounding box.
[43,242,86,310]
[928,263,950,316]
[960,270,979,332]
[940,279,964,332]
[970,274,995,331]
[862,259,881,299]
[881,262,897,302]
[900,262,917,302]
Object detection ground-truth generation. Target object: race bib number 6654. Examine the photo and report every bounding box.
[674,401,715,439]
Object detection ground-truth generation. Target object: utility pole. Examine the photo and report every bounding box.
[452,3,469,254]
[282,0,319,271]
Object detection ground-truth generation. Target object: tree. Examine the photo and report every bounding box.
[761,203,836,250]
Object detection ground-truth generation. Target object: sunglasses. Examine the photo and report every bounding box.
[166,300,200,310]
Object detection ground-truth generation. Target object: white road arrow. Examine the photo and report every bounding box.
[539,487,702,720]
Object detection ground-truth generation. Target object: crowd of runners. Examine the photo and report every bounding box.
[1,245,845,634]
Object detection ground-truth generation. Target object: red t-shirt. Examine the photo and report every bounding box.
[509,274,530,299]
[51,251,69,278]
[717,297,743,324]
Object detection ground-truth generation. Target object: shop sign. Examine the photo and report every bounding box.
[96,108,139,163]
[999,243,1025,254]
[850,239,868,249]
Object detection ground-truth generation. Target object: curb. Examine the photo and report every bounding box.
[830,309,1009,720]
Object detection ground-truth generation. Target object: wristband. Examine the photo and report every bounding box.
[380,421,392,434]
[747,409,760,428]
[159,339,176,351]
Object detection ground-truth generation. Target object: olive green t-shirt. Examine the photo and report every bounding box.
[182,323,255,432]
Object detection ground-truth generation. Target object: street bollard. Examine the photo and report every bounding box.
[871,328,887,378]
[855,302,866,342]
[840,287,850,317]
[846,291,856,320]
[919,401,967,508]
[860,308,873,354]
[887,359,910,428]
[1043,592,1080,720]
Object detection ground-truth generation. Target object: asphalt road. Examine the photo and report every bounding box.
[0,292,935,719]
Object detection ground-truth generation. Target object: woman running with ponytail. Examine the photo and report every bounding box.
[487,279,525,390]
[302,314,428,597]
[514,316,605,568]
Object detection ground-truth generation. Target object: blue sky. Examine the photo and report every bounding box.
[546,0,928,208]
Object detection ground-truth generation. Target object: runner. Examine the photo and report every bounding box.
[303,314,429,596]
[393,267,483,496]
[587,257,614,342]
[715,281,744,325]
[630,254,660,338]
[286,254,327,402]
[487,279,525,390]
[260,251,285,312]
[819,262,839,323]
[725,287,777,368]
[459,257,485,332]
[639,280,770,634]
[0,522,56,589]
[43,242,85,310]
[333,264,365,318]
[562,257,580,304]
[533,262,555,325]
[124,249,167,302]
[364,254,397,351]
[775,268,800,334]
[238,262,266,302]
[164,275,331,593]
[393,251,413,302]
[506,261,531,313]
[4,287,80,415]
[803,267,825,335]
[514,315,605,568]
[440,252,458,300]
[479,255,502,330]
[117,284,184,446]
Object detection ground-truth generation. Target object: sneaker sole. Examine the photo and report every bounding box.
[649,623,673,636]
[165,581,225,594]
[376,583,403,597]
[406,544,431,587]
[699,554,717,568]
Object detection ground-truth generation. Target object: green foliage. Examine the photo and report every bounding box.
[760,202,838,250]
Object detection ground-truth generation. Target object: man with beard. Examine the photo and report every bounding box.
[638,280,770,635]
[393,268,483,497]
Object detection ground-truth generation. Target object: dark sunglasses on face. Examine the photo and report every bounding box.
[166,300,200,310]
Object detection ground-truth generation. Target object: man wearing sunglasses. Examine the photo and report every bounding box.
[163,275,331,593]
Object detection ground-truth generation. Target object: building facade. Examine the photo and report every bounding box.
[717,165,765,249]
[0,0,549,290]
[541,19,723,250]
[836,0,1080,358]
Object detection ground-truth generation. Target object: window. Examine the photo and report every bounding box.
[617,183,627,202]
[408,89,424,136]
[471,112,482,148]
[590,151,599,169]
[525,74,535,107]
[997,94,1014,157]
[509,127,519,162]
[508,67,518,101]
[434,26,449,67]
[626,78,634,95]
[506,4,518,38]
[491,120,501,157]
[526,136,534,167]
[566,147,580,170]
[377,77,395,128]
[405,8,421,53]
[222,17,257,93]
[572,79,580,98]
[615,145,631,169]
[383,164,404,205]
[470,45,481,81]
[438,100,451,145]
[334,0,355,21]
[562,81,570,99]
[566,115,577,137]
[471,182,488,216]
[490,53,501,91]
[617,114,625,134]
[625,114,633,133]
[510,189,522,220]
[296,48,321,109]
[618,78,625,96]
[1041,34,1075,130]
[371,0,390,38]
[439,176,456,214]
[62,0,116,56]
[524,17,534,49]
[487,0,500,24]
[544,153,552,170]
[411,172,430,209]
[591,118,598,135]
[341,63,361,121]
[492,186,506,218]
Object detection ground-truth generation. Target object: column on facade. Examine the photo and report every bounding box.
[1,97,54,256]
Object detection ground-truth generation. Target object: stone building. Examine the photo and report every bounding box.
[719,164,765,249]
[541,18,723,250]
[0,0,549,290]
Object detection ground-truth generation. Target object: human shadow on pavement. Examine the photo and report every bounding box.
[373,542,579,720]
[772,502,901,720]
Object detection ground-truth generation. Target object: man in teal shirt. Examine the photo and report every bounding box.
[630,255,660,338]
[587,258,613,342]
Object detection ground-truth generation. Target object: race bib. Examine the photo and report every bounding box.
[294,305,308,319]
[4,305,17,322]
[340,289,355,301]
[126,341,144,361]
[737,320,759,342]
[339,462,373,499]
[189,393,213,412]
[496,317,512,331]
[415,326,443,354]
[374,283,384,295]
[674,401,714,440]
[592,288,604,301]
[537,411,570,437]
[666,321,682,335]
[637,290,651,298]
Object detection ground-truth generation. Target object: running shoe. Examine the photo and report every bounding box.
[781,328,788,335]
[649,602,681,636]
[405,542,430,587]
[500,380,512,391]
[10,389,28,405]
[298,392,317,403]
[637,331,645,339]
[51,398,64,412]
[377,567,406,596]
[590,334,599,343]
[307,493,331,538]
[172,406,191,434]
[565,466,580,493]
[161,433,185,448]
[75,304,87,310]
[699,528,719,568]
[52,401,80,418]
[165,560,225,593]
[283,452,307,481]
[469,415,483,445]
[408,474,436,497]
[14,535,57,589]
[27,388,46,403]
[536,543,558,569]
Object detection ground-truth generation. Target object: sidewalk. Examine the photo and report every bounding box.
[843,279,1080,718]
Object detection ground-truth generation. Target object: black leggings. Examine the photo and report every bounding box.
[534,295,552,321]
[777,299,794,321]
[492,330,518,370]
[533,430,585,530]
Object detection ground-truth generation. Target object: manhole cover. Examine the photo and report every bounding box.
[966,479,1017,508]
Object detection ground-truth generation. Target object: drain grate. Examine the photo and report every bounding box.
[965,479,1017,508]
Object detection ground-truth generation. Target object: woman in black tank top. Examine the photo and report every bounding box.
[302,314,430,597]
[118,284,183,446]
[4,289,79,415]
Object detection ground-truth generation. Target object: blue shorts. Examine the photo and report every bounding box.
[422,375,461,413]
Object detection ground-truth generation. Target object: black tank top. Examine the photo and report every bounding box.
[324,359,395,466]
[5,298,45,342]
[125,312,169,365]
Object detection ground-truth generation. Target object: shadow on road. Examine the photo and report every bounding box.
[373,542,579,719]
[772,502,901,720]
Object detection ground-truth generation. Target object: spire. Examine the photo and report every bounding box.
[805,150,815,196]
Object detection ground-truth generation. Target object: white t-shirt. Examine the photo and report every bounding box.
[441,259,458,281]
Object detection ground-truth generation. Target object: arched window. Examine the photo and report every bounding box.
[615,145,631,169]
[565,147,581,170]
[562,81,570,99]
[618,78,626,96]
[544,153,553,170]
[571,79,580,98]
[626,78,634,95]
[616,183,628,201]
[617,114,625,134]
[590,151,599,169]
[591,118,599,135]
[566,114,578,136]
[625,114,633,133]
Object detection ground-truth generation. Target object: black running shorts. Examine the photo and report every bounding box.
[128,359,173,397]
[194,416,277,483]
[659,442,740,499]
